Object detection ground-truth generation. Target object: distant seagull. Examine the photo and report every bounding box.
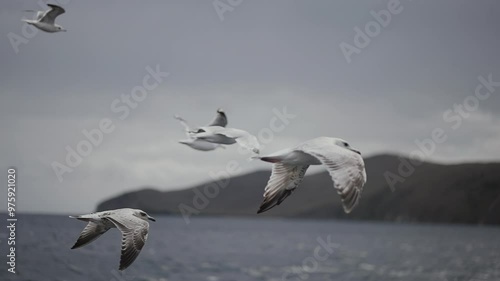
[70,208,155,271]
[174,109,227,151]
[23,4,66,33]
[254,137,366,214]
[191,126,260,154]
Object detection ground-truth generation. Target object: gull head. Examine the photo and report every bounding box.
[332,138,361,155]
[134,209,156,222]
[56,25,67,32]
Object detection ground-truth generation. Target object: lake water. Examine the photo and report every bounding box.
[1,214,500,281]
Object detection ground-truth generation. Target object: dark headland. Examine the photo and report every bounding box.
[97,154,500,225]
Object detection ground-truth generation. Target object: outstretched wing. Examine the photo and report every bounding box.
[71,222,110,249]
[258,163,309,213]
[105,215,150,271]
[206,109,228,127]
[298,142,366,213]
[174,115,195,139]
[39,4,65,24]
[35,11,44,21]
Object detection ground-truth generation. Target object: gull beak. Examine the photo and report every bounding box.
[148,216,156,222]
[351,149,361,155]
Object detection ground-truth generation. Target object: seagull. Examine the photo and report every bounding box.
[191,126,260,154]
[174,109,227,151]
[23,4,66,33]
[69,208,155,271]
[254,137,366,214]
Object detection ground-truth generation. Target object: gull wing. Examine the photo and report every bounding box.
[206,110,228,127]
[257,163,309,213]
[71,221,110,249]
[39,4,65,24]
[105,214,150,271]
[174,115,195,139]
[298,141,366,213]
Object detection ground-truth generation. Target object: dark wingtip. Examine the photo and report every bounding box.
[260,157,279,163]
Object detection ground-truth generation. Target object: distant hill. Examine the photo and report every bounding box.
[97,154,500,225]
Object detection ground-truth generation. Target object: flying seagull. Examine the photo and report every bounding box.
[174,109,227,151]
[254,137,366,214]
[23,4,66,33]
[191,126,260,154]
[70,208,155,271]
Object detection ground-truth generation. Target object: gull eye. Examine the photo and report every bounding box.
[140,212,146,216]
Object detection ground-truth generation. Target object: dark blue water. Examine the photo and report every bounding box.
[1,214,499,281]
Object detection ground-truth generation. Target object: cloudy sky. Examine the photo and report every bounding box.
[1,0,499,214]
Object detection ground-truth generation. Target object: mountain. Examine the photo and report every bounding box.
[97,154,500,225]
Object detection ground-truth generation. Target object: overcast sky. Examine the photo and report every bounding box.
[1,0,499,214]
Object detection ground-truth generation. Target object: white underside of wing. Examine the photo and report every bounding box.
[297,140,367,213]
[105,213,150,271]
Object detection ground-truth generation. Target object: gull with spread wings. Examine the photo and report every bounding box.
[254,137,367,214]
[174,109,227,151]
[70,208,155,271]
[23,4,66,33]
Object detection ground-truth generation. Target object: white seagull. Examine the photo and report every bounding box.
[254,137,366,214]
[23,4,66,33]
[174,109,227,151]
[191,126,260,155]
[70,208,155,271]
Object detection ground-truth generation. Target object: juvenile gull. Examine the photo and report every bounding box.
[174,109,227,151]
[70,208,155,271]
[23,4,66,33]
[254,137,366,214]
[192,126,260,154]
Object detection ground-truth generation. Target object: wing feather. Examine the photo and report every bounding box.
[39,4,65,24]
[174,115,195,139]
[299,142,366,213]
[71,222,110,249]
[206,110,228,127]
[257,163,309,213]
[105,215,150,271]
